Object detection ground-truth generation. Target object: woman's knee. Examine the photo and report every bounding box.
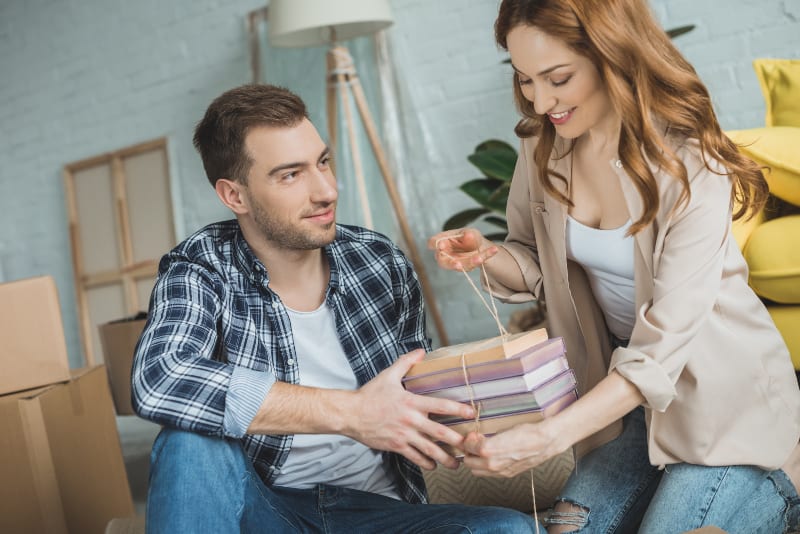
[544,500,589,533]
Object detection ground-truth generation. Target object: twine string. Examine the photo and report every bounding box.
[436,233,540,532]
[460,352,481,434]
[433,234,508,337]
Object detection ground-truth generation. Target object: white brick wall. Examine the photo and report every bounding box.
[0,0,264,366]
[0,0,798,364]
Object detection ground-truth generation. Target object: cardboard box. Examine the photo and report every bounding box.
[0,275,71,395]
[0,365,135,534]
[99,315,147,415]
[0,385,68,534]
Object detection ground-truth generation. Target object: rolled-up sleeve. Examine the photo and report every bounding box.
[131,260,277,435]
[223,366,275,438]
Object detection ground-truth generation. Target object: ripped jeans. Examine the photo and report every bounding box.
[546,407,800,533]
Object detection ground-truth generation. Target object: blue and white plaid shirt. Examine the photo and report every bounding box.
[132,220,431,504]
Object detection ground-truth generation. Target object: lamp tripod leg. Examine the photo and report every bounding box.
[327,45,449,346]
[348,68,449,346]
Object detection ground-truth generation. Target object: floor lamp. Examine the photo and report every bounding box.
[268,0,449,345]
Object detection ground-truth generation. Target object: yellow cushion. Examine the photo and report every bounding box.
[753,58,800,127]
[727,127,800,206]
[766,305,800,370]
[743,215,800,303]
[731,204,765,251]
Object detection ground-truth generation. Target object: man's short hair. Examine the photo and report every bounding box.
[193,84,308,187]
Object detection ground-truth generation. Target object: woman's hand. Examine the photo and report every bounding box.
[461,417,568,478]
[427,228,499,272]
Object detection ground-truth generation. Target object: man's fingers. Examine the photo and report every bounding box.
[399,444,437,471]
[388,349,426,378]
[417,395,475,421]
[406,434,461,470]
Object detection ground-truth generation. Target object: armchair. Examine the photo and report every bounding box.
[729,59,800,372]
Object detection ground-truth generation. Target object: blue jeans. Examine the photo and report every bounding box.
[146,428,540,533]
[546,407,800,533]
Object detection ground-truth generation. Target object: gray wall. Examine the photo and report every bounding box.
[1,0,798,366]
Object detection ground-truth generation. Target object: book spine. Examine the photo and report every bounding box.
[423,354,569,402]
[445,389,578,436]
[431,369,576,425]
[404,339,565,393]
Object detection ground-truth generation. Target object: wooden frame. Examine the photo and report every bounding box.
[64,138,175,366]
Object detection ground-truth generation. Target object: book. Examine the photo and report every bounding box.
[404,337,566,394]
[421,353,570,403]
[431,369,577,425]
[405,327,548,379]
[445,389,578,436]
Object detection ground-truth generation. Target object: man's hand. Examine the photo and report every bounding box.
[343,349,476,470]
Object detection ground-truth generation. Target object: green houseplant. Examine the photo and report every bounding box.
[442,139,517,241]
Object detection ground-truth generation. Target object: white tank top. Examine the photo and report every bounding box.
[565,215,636,339]
[273,303,400,499]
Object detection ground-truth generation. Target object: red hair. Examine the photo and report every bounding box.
[495,0,767,234]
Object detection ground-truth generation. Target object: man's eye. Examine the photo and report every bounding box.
[282,171,298,180]
[320,156,332,167]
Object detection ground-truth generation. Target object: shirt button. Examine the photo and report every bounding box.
[614,159,623,168]
[287,358,295,365]
[271,301,279,308]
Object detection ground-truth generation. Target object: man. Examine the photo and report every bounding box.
[132,84,537,533]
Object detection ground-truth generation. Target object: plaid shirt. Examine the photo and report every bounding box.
[132,220,431,504]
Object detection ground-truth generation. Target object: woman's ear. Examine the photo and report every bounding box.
[215,178,249,215]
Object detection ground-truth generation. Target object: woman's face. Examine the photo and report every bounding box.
[507,25,616,140]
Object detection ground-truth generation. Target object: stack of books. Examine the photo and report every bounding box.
[403,328,577,439]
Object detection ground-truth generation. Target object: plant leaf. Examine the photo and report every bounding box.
[487,182,510,211]
[442,208,489,231]
[483,215,508,230]
[666,24,695,39]
[474,139,516,154]
[485,232,508,242]
[468,148,517,182]
[460,179,508,212]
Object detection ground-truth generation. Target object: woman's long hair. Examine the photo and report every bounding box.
[495,0,768,234]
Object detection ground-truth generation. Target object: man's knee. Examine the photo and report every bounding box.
[151,427,247,481]
[453,506,540,533]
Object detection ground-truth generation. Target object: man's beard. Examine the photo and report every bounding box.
[249,198,336,250]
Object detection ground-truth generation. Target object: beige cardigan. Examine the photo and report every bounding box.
[490,134,800,470]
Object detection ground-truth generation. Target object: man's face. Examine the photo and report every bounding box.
[240,119,338,250]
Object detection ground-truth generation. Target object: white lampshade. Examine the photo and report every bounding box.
[268,0,393,48]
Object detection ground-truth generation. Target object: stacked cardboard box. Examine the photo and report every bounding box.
[404,328,578,444]
[99,314,147,416]
[0,276,135,533]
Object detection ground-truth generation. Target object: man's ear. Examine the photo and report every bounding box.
[215,178,248,215]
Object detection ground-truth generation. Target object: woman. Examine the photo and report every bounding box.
[429,0,800,531]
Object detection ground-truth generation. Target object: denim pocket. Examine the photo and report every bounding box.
[769,469,800,532]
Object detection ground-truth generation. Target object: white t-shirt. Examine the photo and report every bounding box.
[272,303,400,499]
[565,216,636,340]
